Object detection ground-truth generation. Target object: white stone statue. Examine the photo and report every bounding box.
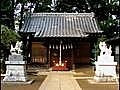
[99,41,112,56]
[106,45,112,56]
[99,42,107,56]
[94,41,117,82]
[10,41,23,55]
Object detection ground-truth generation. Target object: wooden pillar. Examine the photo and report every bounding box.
[28,34,32,64]
[59,41,62,65]
[72,44,75,71]
[48,44,51,68]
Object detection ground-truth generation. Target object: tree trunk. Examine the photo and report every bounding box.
[19,3,25,30]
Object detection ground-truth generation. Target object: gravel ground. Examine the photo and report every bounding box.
[75,65,119,90]
[1,65,119,90]
[75,65,95,77]
[76,79,119,90]
[1,73,47,90]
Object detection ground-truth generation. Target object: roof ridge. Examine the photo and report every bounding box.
[31,12,95,17]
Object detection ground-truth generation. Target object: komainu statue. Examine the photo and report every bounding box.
[10,41,23,55]
[99,41,112,56]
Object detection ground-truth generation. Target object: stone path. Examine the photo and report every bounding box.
[38,71,82,90]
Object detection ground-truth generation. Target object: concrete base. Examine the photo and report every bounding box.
[1,79,34,84]
[94,76,118,82]
[88,79,119,84]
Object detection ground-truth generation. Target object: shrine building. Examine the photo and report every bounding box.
[19,13,102,70]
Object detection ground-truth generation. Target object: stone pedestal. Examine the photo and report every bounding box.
[3,55,28,82]
[94,55,117,82]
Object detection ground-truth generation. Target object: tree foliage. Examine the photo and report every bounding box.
[0,25,21,73]
[55,0,91,13]
[1,25,20,51]
[1,0,14,29]
[33,0,52,12]
[88,0,119,34]
[55,0,119,39]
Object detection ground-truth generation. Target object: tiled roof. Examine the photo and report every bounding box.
[20,13,102,37]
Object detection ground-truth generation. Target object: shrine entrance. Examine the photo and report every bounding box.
[62,49,72,69]
[50,49,72,70]
[50,49,60,67]
[30,39,90,71]
[49,41,73,70]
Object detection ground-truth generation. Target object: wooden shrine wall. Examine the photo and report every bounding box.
[31,42,47,64]
[31,41,90,66]
[74,42,90,64]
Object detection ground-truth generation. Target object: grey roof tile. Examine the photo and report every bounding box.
[20,13,101,37]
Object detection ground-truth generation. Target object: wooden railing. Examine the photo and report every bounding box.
[31,57,47,64]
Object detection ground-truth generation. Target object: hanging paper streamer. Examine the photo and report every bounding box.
[53,44,55,49]
[69,44,70,49]
[63,45,65,50]
[66,45,67,49]
[56,45,58,49]
[49,44,51,49]
[71,44,73,49]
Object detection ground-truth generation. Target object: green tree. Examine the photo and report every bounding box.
[55,0,119,39]
[87,0,119,38]
[0,25,21,73]
[1,25,20,50]
[55,0,91,12]
[1,25,20,61]
[33,0,52,12]
[1,0,14,29]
